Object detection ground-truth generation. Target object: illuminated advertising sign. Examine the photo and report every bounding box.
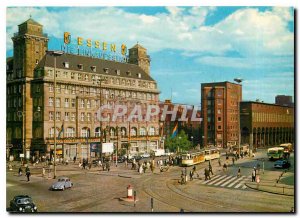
[61,32,128,63]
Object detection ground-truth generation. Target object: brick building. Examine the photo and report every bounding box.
[275,95,294,107]
[201,82,242,148]
[240,101,294,149]
[158,100,201,147]
[6,18,161,160]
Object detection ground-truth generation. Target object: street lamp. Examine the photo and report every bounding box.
[234,78,243,157]
[191,136,194,148]
[47,50,64,179]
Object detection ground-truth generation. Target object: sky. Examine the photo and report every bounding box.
[6,6,295,106]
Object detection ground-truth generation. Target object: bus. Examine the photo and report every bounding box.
[181,151,205,166]
[267,147,284,160]
[279,143,293,153]
[204,148,220,161]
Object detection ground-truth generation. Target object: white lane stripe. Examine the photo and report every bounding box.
[221,176,239,187]
[201,175,220,184]
[234,182,244,188]
[227,176,246,188]
[242,185,247,189]
[207,175,228,185]
[214,176,233,186]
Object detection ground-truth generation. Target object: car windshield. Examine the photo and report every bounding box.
[58,178,66,182]
[17,198,32,204]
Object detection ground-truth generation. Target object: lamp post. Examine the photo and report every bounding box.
[47,50,64,179]
[234,78,243,157]
[191,136,194,149]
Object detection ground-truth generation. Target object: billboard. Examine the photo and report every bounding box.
[102,143,114,153]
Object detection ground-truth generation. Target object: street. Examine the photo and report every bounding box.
[6,149,294,212]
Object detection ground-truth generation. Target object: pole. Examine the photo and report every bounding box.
[151,197,154,212]
[53,55,57,179]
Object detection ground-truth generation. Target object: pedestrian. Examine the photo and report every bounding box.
[143,163,147,173]
[139,164,143,174]
[237,167,241,178]
[241,152,244,159]
[223,163,227,171]
[25,167,30,182]
[42,167,45,178]
[180,172,185,185]
[106,162,110,172]
[232,157,235,166]
[189,170,194,181]
[204,168,210,180]
[252,167,256,182]
[192,165,196,173]
[73,156,76,163]
[208,162,213,175]
[18,166,23,176]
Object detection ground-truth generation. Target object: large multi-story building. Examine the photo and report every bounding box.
[240,101,294,149]
[158,100,201,147]
[6,18,161,160]
[275,95,294,107]
[201,82,242,148]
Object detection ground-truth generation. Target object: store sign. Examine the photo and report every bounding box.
[62,32,128,63]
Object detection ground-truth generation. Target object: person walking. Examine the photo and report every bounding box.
[232,157,235,166]
[180,172,185,185]
[237,167,241,178]
[252,167,256,182]
[73,156,76,163]
[218,158,221,167]
[106,161,110,172]
[18,166,23,176]
[223,163,227,171]
[204,168,211,180]
[25,166,30,182]
[208,162,213,175]
[189,170,194,181]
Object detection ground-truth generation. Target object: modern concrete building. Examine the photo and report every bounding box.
[201,82,242,148]
[6,18,161,160]
[275,95,294,107]
[240,101,294,150]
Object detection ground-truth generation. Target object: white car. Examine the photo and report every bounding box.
[142,153,150,158]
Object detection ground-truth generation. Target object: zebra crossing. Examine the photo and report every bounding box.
[198,174,251,190]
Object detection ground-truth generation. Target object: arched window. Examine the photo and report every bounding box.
[49,127,59,138]
[81,127,90,138]
[95,127,101,137]
[140,127,146,136]
[149,127,155,136]
[110,127,115,136]
[130,127,137,136]
[121,127,126,137]
[66,127,75,137]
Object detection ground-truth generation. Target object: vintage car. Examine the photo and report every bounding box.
[51,177,73,191]
[274,160,291,169]
[9,195,37,213]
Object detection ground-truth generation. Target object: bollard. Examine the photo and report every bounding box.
[127,185,133,200]
[134,191,137,207]
[151,197,154,212]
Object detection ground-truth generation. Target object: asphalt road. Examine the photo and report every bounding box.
[6,149,294,212]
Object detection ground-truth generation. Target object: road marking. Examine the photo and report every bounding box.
[227,176,246,188]
[220,176,239,187]
[206,175,227,185]
[234,182,244,188]
[214,176,233,186]
[242,185,247,189]
[201,175,220,184]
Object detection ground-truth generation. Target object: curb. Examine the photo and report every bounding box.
[245,183,294,196]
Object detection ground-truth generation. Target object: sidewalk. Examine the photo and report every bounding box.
[245,170,294,196]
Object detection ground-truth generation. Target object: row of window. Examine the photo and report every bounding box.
[46,69,156,89]
[48,126,157,138]
[252,112,293,123]
[48,111,158,122]
[48,84,157,101]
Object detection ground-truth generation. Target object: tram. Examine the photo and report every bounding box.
[181,151,205,166]
[204,148,220,161]
[267,147,284,160]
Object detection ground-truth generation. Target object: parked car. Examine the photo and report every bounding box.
[274,159,291,169]
[141,153,150,158]
[51,177,73,191]
[9,195,37,213]
[117,156,126,163]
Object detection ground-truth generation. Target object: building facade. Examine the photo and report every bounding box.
[201,82,242,148]
[7,18,161,160]
[158,100,201,147]
[240,101,294,149]
[275,95,294,107]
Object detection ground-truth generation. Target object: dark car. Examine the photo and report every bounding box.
[9,195,37,213]
[117,156,125,163]
[274,160,291,169]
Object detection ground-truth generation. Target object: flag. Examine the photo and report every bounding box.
[58,122,64,139]
[171,123,178,138]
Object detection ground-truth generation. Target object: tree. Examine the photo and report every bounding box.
[165,130,192,152]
